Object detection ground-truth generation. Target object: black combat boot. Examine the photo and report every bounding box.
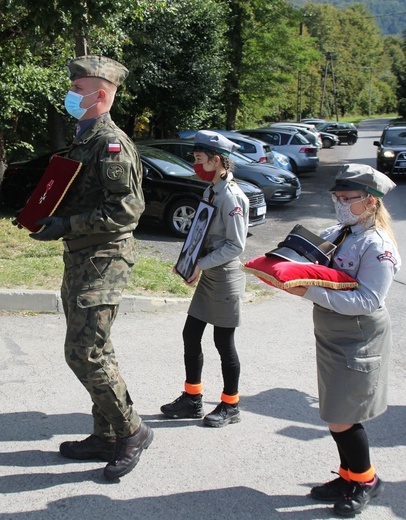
[59,434,116,462]
[104,422,154,480]
[160,392,204,419]
[333,476,384,516]
[203,401,241,427]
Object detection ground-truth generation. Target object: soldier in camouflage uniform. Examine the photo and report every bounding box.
[30,55,153,480]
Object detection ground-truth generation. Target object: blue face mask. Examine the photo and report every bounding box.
[64,90,98,119]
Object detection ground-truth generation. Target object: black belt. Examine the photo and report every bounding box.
[62,232,133,253]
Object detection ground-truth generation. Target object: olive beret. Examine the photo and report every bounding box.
[65,55,129,87]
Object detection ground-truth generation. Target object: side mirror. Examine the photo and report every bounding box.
[373,141,380,147]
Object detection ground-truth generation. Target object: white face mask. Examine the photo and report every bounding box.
[334,198,368,225]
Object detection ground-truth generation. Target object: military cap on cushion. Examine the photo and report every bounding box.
[330,163,396,198]
[66,55,129,87]
[193,130,241,156]
[265,225,337,266]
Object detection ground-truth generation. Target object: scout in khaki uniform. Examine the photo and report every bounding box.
[284,164,401,516]
[30,55,153,480]
[161,130,249,427]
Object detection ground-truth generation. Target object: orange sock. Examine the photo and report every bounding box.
[338,467,351,482]
[184,382,202,395]
[349,465,375,483]
[221,392,239,405]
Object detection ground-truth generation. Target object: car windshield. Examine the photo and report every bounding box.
[138,146,196,177]
[384,129,406,146]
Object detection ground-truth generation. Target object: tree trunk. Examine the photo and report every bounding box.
[224,2,244,130]
[0,129,6,184]
[47,104,67,150]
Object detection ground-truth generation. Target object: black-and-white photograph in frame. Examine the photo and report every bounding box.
[175,201,216,281]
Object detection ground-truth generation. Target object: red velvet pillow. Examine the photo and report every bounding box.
[243,255,358,290]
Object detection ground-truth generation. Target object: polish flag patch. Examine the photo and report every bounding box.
[229,206,243,217]
[108,143,121,153]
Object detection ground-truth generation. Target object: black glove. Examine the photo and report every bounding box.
[12,208,24,229]
[29,216,71,241]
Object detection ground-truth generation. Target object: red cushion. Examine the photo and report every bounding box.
[243,255,358,290]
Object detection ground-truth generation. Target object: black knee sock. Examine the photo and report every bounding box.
[330,424,371,474]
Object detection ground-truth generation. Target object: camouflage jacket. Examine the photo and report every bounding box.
[56,113,145,239]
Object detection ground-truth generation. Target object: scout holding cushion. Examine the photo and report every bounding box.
[29,55,153,480]
[160,130,249,427]
[283,164,400,516]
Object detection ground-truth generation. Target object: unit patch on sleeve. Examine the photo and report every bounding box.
[229,206,243,217]
[377,250,397,265]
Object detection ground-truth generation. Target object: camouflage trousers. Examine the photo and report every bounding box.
[61,238,140,439]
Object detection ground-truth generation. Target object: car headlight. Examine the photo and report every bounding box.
[383,150,396,158]
[263,175,285,184]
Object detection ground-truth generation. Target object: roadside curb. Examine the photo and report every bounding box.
[0,289,191,314]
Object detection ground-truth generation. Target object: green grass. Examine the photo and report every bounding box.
[0,213,194,298]
[0,212,271,300]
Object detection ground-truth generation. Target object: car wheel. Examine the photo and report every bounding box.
[322,138,332,149]
[166,198,198,238]
[347,135,357,145]
[289,159,297,174]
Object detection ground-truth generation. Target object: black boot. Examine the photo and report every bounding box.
[104,422,154,480]
[203,401,241,427]
[59,434,116,462]
[160,392,204,419]
[333,476,384,516]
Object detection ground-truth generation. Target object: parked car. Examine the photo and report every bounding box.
[138,139,301,205]
[177,129,274,164]
[272,150,292,171]
[300,118,325,125]
[270,123,322,149]
[319,131,340,148]
[0,146,267,237]
[315,122,358,145]
[238,128,319,174]
[373,121,406,176]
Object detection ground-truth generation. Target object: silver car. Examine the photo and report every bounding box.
[177,129,275,164]
[239,128,319,174]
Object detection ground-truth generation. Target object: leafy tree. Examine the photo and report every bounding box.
[117,0,228,138]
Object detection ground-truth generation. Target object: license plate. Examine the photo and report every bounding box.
[296,188,301,197]
[256,205,267,216]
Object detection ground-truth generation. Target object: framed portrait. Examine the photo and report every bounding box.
[175,201,216,281]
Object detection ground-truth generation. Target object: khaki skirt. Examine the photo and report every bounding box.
[313,304,392,424]
[188,259,245,328]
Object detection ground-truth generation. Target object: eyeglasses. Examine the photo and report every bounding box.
[331,194,368,205]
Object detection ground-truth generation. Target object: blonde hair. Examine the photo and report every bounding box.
[374,198,397,246]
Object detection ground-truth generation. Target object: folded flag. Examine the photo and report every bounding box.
[17,154,82,233]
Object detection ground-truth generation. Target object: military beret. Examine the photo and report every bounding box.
[193,130,241,156]
[66,55,129,87]
[329,163,396,198]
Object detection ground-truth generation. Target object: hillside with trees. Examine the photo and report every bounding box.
[1,0,405,177]
[290,0,406,35]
